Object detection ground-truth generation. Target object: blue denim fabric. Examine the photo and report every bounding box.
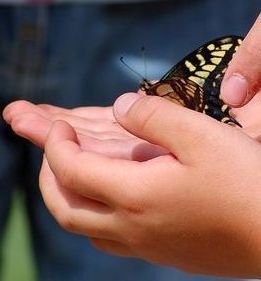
[0,2,260,281]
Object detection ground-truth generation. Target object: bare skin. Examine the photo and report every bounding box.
[3,90,261,277]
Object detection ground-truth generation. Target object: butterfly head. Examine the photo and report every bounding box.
[139,78,153,92]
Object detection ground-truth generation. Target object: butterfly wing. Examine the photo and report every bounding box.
[143,36,243,126]
[145,76,204,111]
[160,36,243,87]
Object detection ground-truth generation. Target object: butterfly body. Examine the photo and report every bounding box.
[142,77,204,111]
[141,36,243,127]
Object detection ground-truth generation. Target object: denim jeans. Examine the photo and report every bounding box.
[0,2,259,281]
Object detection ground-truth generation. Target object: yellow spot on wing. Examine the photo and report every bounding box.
[185,60,196,71]
[207,44,215,51]
[221,43,233,50]
[221,117,230,123]
[196,54,205,66]
[212,50,226,57]
[221,104,228,112]
[210,57,222,64]
[189,76,205,87]
[202,64,216,71]
[195,71,209,78]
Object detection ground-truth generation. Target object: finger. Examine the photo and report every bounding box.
[113,93,224,164]
[37,103,70,114]
[39,103,115,120]
[38,104,126,137]
[6,107,167,161]
[39,156,120,239]
[49,112,124,135]
[3,100,114,126]
[71,106,115,120]
[221,14,261,106]
[3,100,49,123]
[81,136,168,161]
[5,105,127,149]
[44,120,147,206]
[8,112,51,147]
[3,101,54,147]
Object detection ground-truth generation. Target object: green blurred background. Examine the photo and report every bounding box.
[1,191,36,281]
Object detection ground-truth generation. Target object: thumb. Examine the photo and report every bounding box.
[221,14,261,107]
[113,93,221,163]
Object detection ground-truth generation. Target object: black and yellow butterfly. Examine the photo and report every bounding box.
[141,36,243,127]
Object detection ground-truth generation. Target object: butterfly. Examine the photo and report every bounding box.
[140,36,243,127]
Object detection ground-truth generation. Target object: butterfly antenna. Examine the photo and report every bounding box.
[120,56,146,81]
[141,46,148,80]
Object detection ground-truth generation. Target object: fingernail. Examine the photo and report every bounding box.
[221,74,248,106]
[114,93,140,116]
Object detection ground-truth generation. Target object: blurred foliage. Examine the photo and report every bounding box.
[1,191,37,281]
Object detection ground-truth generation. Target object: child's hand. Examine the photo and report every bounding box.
[5,94,261,277]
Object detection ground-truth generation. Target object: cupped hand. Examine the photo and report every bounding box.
[4,94,261,277]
